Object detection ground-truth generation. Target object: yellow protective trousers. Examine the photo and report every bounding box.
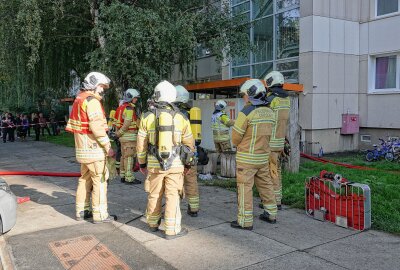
[76,160,109,221]
[120,141,137,182]
[214,140,232,153]
[145,170,184,236]
[269,151,282,205]
[236,164,277,227]
[184,165,199,212]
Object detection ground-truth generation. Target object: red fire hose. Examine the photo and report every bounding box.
[300,152,375,171]
[0,171,81,177]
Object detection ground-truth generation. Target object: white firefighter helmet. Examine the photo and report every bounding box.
[82,72,111,90]
[264,71,284,88]
[215,100,227,111]
[124,88,140,102]
[175,85,190,103]
[154,80,176,103]
[240,79,266,97]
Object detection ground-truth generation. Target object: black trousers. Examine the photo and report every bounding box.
[35,128,40,141]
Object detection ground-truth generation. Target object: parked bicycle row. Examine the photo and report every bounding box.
[365,138,400,162]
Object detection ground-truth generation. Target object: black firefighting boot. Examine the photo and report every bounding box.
[230,221,253,230]
[187,205,198,217]
[259,211,277,224]
[125,179,141,185]
[149,218,161,232]
[120,177,126,183]
[76,210,93,221]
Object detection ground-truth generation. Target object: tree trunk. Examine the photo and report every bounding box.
[90,0,105,48]
[286,94,300,173]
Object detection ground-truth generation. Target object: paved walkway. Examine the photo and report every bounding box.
[0,139,399,270]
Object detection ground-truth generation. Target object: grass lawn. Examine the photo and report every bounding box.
[204,154,400,235]
[44,133,399,234]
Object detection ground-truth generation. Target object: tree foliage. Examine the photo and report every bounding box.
[0,0,249,113]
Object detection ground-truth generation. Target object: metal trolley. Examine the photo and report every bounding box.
[305,170,371,231]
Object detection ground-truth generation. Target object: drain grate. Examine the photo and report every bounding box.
[49,235,131,270]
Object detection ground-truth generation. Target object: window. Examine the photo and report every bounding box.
[231,0,299,81]
[361,135,371,142]
[370,53,400,93]
[375,56,397,89]
[253,16,273,63]
[376,0,399,16]
[276,9,299,59]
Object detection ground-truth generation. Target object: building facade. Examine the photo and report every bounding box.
[171,0,400,153]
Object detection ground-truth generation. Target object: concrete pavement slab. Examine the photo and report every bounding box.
[7,202,81,237]
[307,230,400,270]
[144,222,296,270]
[252,208,358,250]
[240,251,346,270]
[7,223,174,270]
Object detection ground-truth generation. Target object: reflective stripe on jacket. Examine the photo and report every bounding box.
[116,102,139,142]
[269,96,290,151]
[66,91,95,134]
[232,105,275,168]
[66,91,110,163]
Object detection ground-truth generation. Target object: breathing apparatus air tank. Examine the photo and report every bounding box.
[108,110,116,129]
[157,110,175,159]
[189,107,202,146]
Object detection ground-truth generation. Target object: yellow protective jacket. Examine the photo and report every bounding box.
[136,107,195,172]
[269,96,290,151]
[232,104,275,168]
[211,110,235,142]
[116,102,139,142]
[66,91,111,164]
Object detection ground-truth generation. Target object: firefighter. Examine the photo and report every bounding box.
[114,100,124,176]
[108,109,122,175]
[231,79,277,230]
[174,85,199,217]
[137,80,195,239]
[211,100,235,153]
[264,71,290,210]
[115,89,141,184]
[66,71,114,223]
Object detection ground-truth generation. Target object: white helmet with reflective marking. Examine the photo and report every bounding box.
[240,79,266,97]
[175,85,190,103]
[264,71,284,88]
[215,100,227,111]
[124,88,140,102]
[82,72,111,90]
[154,80,176,103]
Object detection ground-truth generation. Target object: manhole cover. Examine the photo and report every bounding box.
[49,235,131,270]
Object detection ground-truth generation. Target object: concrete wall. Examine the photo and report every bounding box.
[299,0,361,152]
[359,128,400,150]
[359,9,400,129]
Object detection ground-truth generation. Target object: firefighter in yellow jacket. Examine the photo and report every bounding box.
[66,71,114,223]
[231,79,277,230]
[211,100,235,153]
[264,71,290,210]
[174,85,199,217]
[116,88,141,184]
[137,80,195,239]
